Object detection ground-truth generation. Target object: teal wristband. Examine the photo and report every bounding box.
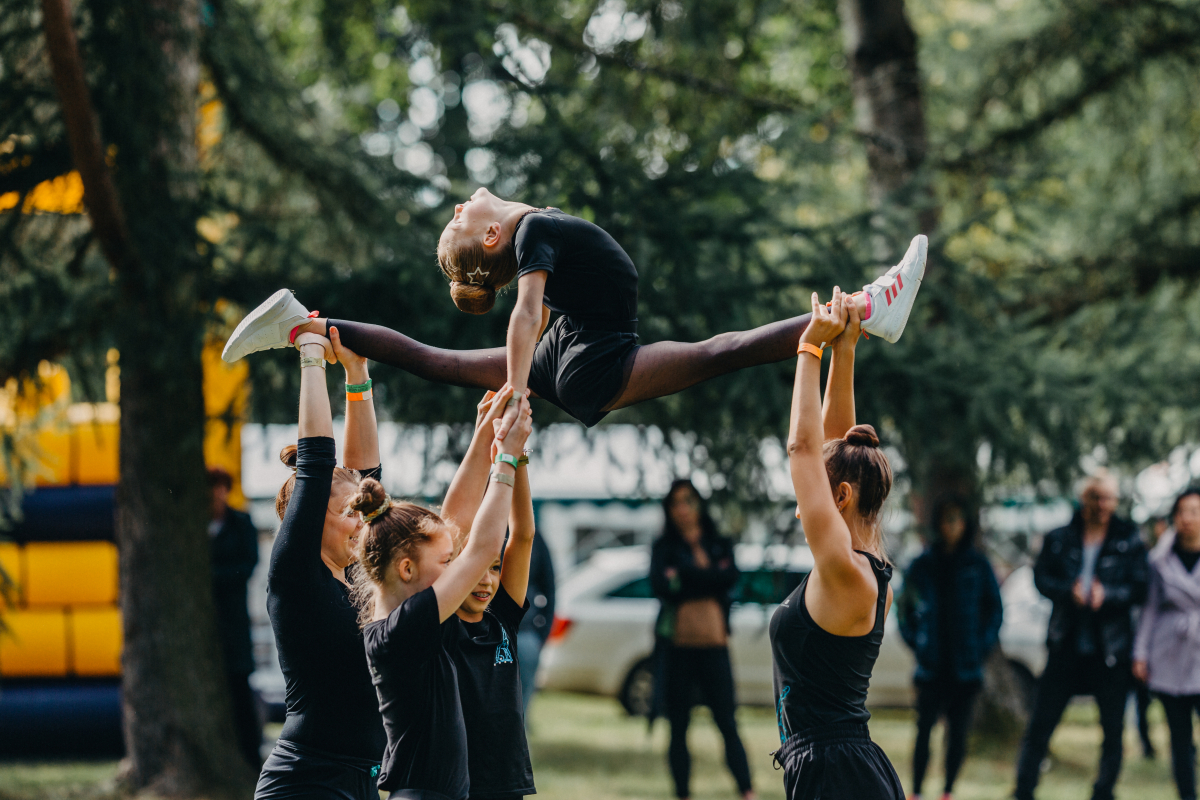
[345,379,372,393]
[494,453,520,469]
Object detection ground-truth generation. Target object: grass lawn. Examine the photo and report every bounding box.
[0,692,1183,799]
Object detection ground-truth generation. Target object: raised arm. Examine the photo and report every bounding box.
[500,455,535,606]
[330,326,379,472]
[787,289,877,631]
[441,387,516,537]
[432,395,534,621]
[822,296,861,442]
[296,332,334,440]
[495,270,547,440]
[269,332,335,585]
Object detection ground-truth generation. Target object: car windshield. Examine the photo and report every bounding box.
[605,569,806,604]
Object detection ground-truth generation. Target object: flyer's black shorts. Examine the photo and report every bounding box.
[527,315,638,427]
[255,739,380,800]
[773,723,904,800]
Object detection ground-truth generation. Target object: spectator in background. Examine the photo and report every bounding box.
[517,529,556,722]
[1013,472,1149,800]
[1134,488,1200,800]
[208,466,263,769]
[650,479,754,800]
[898,495,1002,800]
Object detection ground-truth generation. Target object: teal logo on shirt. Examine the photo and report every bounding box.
[495,625,514,665]
[776,685,791,743]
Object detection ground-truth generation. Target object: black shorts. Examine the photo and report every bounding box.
[255,739,380,800]
[773,723,903,800]
[527,315,638,427]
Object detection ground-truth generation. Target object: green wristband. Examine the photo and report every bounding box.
[345,379,373,393]
[494,453,520,469]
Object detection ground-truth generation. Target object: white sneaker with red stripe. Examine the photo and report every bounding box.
[221,289,316,363]
[861,234,927,343]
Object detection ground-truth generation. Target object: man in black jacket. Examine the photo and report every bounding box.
[208,467,263,769]
[1014,473,1149,800]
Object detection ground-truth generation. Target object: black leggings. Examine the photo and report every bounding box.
[327,313,812,419]
[1160,692,1200,800]
[664,645,752,798]
[911,679,980,796]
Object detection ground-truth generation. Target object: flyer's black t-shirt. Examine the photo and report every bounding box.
[514,210,639,324]
[452,585,535,799]
[365,586,469,799]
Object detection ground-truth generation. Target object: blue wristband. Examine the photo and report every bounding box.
[494,453,520,469]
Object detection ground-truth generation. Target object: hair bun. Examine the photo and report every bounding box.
[349,477,388,517]
[845,424,880,448]
[279,444,298,469]
[449,281,496,315]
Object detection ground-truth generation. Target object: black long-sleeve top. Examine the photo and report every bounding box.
[267,437,386,761]
[649,534,740,640]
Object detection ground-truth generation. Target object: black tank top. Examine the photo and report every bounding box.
[769,551,892,742]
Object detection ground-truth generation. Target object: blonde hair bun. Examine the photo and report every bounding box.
[449,281,496,315]
[349,477,389,518]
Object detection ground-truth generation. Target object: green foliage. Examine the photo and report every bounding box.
[3,0,1200,517]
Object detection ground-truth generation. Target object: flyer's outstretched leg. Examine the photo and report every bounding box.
[220,289,507,391]
[606,234,926,410]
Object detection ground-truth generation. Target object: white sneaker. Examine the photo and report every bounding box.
[861,234,927,343]
[221,289,313,363]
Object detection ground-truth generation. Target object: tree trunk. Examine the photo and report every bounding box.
[836,0,927,211]
[837,0,1026,741]
[42,0,256,795]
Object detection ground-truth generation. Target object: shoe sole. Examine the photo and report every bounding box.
[221,289,303,363]
[863,235,927,343]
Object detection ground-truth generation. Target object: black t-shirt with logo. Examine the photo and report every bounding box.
[514,209,639,324]
[364,586,469,799]
[452,584,535,799]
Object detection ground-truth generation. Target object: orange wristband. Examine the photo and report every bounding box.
[797,342,823,359]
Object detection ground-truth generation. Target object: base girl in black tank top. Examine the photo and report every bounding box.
[770,287,904,800]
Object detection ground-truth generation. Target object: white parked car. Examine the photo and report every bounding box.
[539,545,1049,715]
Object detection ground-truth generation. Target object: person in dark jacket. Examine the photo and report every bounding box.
[517,529,556,720]
[1013,473,1149,800]
[208,466,263,770]
[898,495,1002,800]
[650,479,754,800]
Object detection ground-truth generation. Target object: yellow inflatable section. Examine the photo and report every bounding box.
[0,340,246,677]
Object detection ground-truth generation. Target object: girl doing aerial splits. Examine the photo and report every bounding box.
[221,189,927,435]
[769,288,905,800]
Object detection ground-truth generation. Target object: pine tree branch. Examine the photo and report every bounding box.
[939,0,1200,170]
[39,0,135,271]
[202,0,399,230]
[495,5,812,114]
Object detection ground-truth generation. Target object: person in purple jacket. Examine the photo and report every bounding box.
[1134,488,1200,800]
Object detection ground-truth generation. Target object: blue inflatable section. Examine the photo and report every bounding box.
[2,485,115,543]
[0,679,124,756]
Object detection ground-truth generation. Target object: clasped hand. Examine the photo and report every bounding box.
[473,385,533,461]
[800,286,862,349]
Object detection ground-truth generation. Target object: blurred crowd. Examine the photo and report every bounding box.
[646,473,1200,800]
